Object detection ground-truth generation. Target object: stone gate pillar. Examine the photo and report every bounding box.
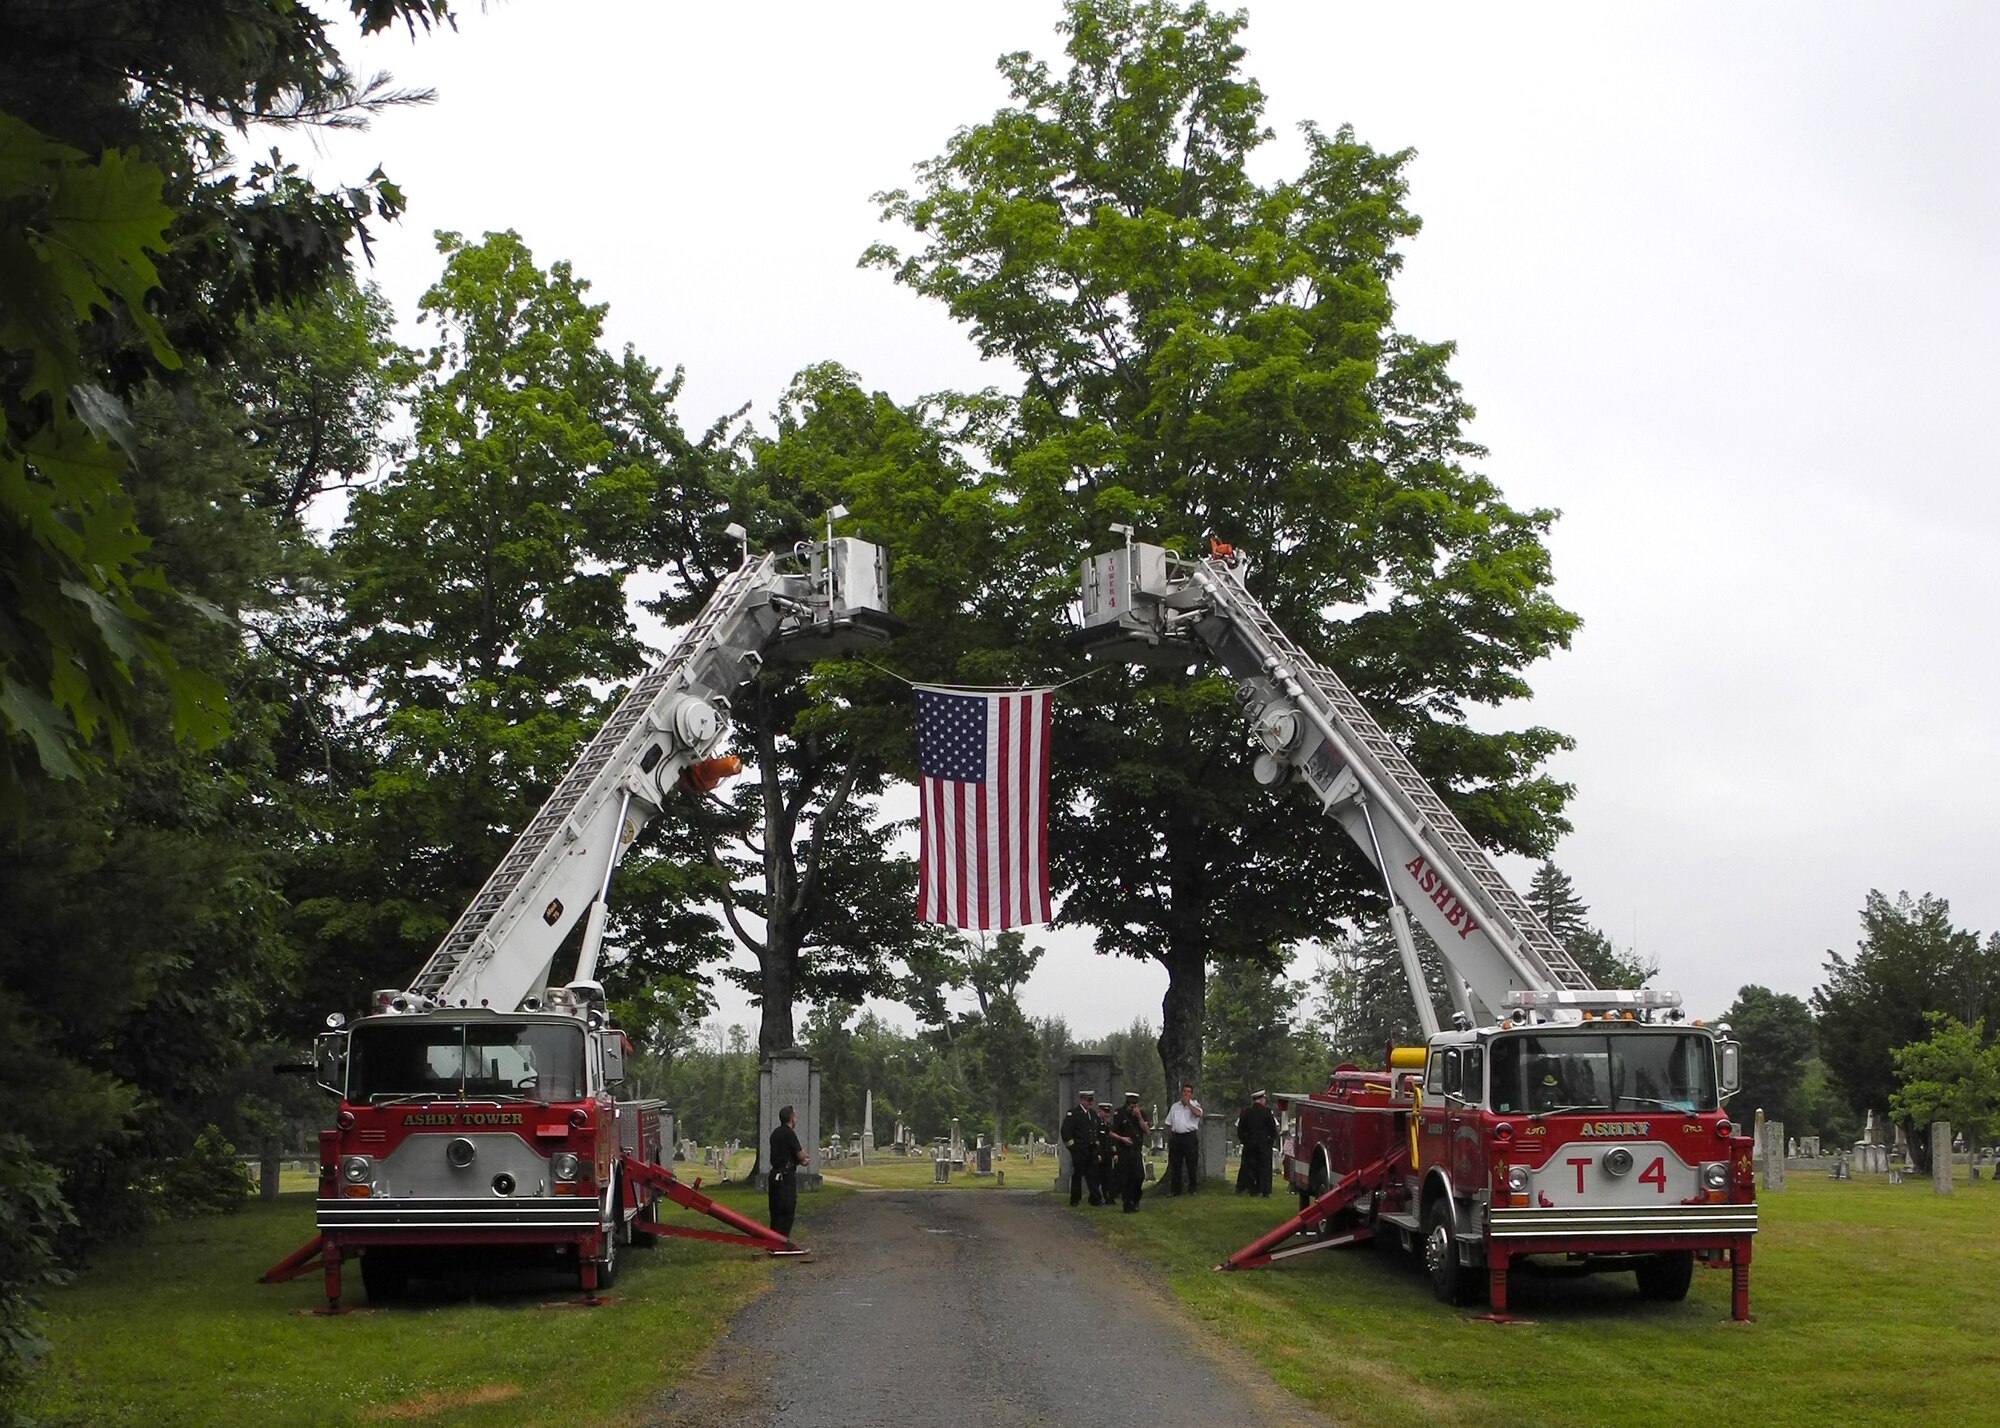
[1054,1054,1119,1191]
[755,1049,821,1191]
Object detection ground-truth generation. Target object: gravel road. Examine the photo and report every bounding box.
[645,1188,1327,1428]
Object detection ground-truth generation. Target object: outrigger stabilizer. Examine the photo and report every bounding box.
[261,1154,807,1298]
[1215,1145,1406,1272]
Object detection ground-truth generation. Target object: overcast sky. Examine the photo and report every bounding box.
[306,2,2000,1037]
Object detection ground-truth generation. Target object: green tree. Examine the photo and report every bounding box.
[1311,917,1438,1065]
[674,364,997,1056]
[867,0,1577,1092]
[1720,985,1817,1133]
[298,232,655,1009]
[1814,891,2000,1171]
[1203,954,1321,1112]
[1889,1015,2000,1152]
[1527,862,1656,988]
[0,0,448,806]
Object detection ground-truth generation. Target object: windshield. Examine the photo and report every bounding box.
[346,1020,586,1103]
[1490,1032,1718,1115]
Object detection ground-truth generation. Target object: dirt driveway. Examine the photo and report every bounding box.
[646,1187,1328,1427]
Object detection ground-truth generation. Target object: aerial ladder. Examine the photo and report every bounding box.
[1077,535,1755,1318]
[268,530,894,1307]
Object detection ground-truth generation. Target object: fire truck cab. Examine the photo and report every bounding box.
[311,984,658,1299]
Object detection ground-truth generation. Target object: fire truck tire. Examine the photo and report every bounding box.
[1635,1250,1695,1301]
[1304,1156,1330,1236]
[358,1252,409,1302]
[1423,1199,1475,1306]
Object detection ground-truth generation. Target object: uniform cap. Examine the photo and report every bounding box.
[1125,1090,1141,1100]
[1253,1089,1267,1099]
[1079,1089,1096,1100]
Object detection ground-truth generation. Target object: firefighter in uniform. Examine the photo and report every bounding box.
[766,1105,807,1238]
[1111,1091,1149,1212]
[1061,1090,1101,1206]
[1094,1100,1116,1206]
[1235,1090,1279,1196]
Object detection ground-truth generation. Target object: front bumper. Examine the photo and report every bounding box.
[1487,1201,1758,1242]
[319,1195,602,1240]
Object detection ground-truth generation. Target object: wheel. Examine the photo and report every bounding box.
[1635,1250,1695,1302]
[358,1251,409,1303]
[1423,1198,1475,1305]
[584,1189,621,1291]
[1304,1155,1331,1236]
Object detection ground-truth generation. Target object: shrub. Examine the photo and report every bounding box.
[0,1136,73,1411]
[157,1125,252,1216]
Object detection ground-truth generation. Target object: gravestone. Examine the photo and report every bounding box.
[861,1089,875,1159]
[755,1048,822,1191]
[976,1137,993,1175]
[1054,1054,1120,1190]
[1199,1112,1229,1184]
[1761,1120,1786,1191]
[1932,1121,1953,1196]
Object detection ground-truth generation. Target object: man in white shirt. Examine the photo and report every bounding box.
[1163,1082,1203,1194]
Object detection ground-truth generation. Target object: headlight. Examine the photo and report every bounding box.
[446,1137,476,1169]
[1602,1147,1634,1177]
[339,1155,373,1184]
[1506,1164,1532,1194]
[1701,1160,1729,1190]
[552,1152,580,1182]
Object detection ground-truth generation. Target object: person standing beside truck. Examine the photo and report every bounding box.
[1235,1090,1279,1196]
[767,1105,807,1239]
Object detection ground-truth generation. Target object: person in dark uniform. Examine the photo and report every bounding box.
[1061,1089,1101,1206]
[1094,1100,1116,1207]
[1235,1089,1280,1196]
[1111,1091,1148,1212]
[767,1104,806,1238]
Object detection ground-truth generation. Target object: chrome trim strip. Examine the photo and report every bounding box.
[319,1196,601,1231]
[1488,1204,1758,1239]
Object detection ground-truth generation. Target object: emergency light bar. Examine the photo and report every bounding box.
[1505,988,1683,1011]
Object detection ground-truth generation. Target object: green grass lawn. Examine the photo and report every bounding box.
[20,1180,846,1428]
[1081,1173,2000,1426]
[820,1154,1046,1189]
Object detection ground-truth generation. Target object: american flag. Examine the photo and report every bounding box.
[915,686,1052,930]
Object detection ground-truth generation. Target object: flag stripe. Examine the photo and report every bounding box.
[913,686,1053,932]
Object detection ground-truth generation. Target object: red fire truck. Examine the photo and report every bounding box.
[1077,536,1757,1319]
[265,531,894,1309]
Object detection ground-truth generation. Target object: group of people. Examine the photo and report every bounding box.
[1059,1088,1152,1211]
[1060,1083,1284,1210]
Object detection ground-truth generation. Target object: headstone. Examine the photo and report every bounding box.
[756,1048,822,1191]
[1199,1111,1229,1184]
[1054,1054,1120,1191]
[950,1116,963,1162]
[862,1089,876,1158]
[1932,1121,1953,1195]
[976,1138,993,1175]
[1761,1120,1786,1191]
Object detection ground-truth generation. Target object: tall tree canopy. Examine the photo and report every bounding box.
[296,231,659,1009]
[1720,985,1818,1133]
[0,0,449,807]
[868,0,1577,1087]
[1814,890,2000,1168]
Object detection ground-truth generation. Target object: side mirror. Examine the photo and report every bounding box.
[1717,1040,1741,1100]
[600,1030,626,1088]
[313,1031,347,1098]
